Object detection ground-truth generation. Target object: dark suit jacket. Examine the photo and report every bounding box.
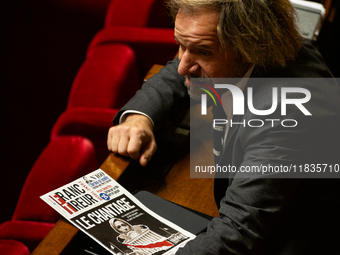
[114,42,340,254]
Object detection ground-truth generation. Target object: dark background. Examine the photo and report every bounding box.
[0,0,339,224]
[0,0,106,223]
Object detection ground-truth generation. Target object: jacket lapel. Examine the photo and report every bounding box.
[218,113,242,165]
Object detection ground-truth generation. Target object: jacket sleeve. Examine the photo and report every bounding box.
[113,58,188,127]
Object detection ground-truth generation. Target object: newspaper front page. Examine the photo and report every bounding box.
[41,169,195,255]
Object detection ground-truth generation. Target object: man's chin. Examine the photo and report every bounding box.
[188,89,202,101]
[184,80,203,101]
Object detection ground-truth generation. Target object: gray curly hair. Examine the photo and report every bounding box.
[167,0,302,69]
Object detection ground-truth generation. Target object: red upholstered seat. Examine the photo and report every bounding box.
[51,108,119,164]
[88,27,178,77]
[0,239,30,255]
[86,0,177,77]
[104,0,172,28]
[56,0,178,148]
[57,44,140,161]
[48,1,177,175]
[0,136,97,251]
[68,43,140,110]
[0,221,54,253]
[12,136,97,223]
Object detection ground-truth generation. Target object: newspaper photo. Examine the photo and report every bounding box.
[41,169,195,255]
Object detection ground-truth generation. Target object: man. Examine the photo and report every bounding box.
[107,0,340,254]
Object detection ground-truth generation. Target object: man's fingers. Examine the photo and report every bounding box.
[117,135,130,157]
[107,114,156,165]
[108,126,149,161]
[107,127,117,152]
[139,138,157,166]
[127,135,143,160]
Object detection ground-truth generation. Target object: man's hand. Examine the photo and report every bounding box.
[107,114,157,166]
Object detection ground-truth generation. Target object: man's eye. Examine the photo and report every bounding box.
[180,44,186,51]
[199,50,210,56]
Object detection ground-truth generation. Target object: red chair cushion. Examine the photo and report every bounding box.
[51,108,119,164]
[68,43,140,109]
[105,0,172,28]
[88,27,178,76]
[12,136,97,223]
[0,220,54,252]
[0,239,30,255]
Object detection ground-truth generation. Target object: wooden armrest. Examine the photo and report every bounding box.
[143,64,164,82]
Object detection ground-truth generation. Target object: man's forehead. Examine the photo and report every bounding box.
[174,9,220,47]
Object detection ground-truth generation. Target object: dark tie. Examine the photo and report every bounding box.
[212,105,227,165]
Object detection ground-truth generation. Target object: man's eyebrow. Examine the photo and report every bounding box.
[174,35,213,50]
[195,44,213,50]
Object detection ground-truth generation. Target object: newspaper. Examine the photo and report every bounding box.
[41,169,195,255]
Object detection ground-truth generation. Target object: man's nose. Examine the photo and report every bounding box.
[178,51,200,76]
